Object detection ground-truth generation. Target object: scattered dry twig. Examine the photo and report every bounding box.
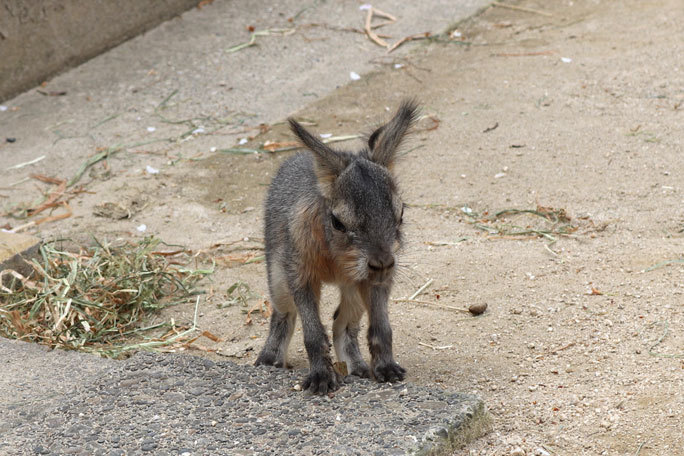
[491,1,552,17]
[364,7,392,48]
[220,134,361,155]
[394,298,470,313]
[483,122,499,133]
[493,50,556,57]
[388,32,432,53]
[6,155,46,171]
[245,300,273,325]
[648,321,684,359]
[459,204,585,254]
[227,28,296,53]
[642,259,684,273]
[409,278,434,300]
[418,342,454,350]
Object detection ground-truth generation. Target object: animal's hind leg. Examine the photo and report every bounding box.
[255,265,296,368]
[332,285,371,378]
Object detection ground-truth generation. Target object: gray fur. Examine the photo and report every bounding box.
[255,100,418,394]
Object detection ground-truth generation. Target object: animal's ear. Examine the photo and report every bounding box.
[368,99,419,169]
[289,118,350,198]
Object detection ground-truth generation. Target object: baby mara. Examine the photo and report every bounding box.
[255,100,418,395]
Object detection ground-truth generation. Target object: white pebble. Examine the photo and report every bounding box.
[350,71,361,81]
[146,126,156,132]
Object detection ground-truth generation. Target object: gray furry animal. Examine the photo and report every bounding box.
[255,100,419,395]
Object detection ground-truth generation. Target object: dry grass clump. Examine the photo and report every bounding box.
[0,237,209,357]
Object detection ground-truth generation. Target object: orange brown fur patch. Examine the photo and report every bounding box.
[290,198,363,288]
[291,199,335,287]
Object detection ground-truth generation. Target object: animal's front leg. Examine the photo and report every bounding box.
[294,286,342,394]
[367,285,406,382]
[333,285,371,378]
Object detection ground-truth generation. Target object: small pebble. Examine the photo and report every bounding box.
[6,137,16,143]
[511,447,526,456]
[468,302,487,315]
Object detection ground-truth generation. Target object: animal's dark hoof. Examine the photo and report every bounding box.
[373,361,406,383]
[302,368,342,395]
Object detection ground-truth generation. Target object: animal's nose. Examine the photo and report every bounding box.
[368,252,395,271]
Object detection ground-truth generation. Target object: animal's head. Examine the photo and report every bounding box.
[289,100,419,285]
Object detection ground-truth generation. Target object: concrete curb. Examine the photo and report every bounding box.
[0,0,198,102]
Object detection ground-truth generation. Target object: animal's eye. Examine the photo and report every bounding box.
[331,214,347,233]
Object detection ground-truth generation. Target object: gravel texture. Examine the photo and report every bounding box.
[1,350,483,456]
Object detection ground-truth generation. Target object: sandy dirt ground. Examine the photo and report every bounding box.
[1,0,683,455]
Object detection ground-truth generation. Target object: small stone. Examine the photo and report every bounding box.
[468,302,487,315]
[6,137,16,143]
[511,447,526,456]
[141,440,157,452]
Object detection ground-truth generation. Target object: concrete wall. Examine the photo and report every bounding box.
[0,0,199,102]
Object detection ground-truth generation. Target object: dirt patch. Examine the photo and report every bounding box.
[1,0,683,455]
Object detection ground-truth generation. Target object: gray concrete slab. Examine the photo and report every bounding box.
[0,348,484,455]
